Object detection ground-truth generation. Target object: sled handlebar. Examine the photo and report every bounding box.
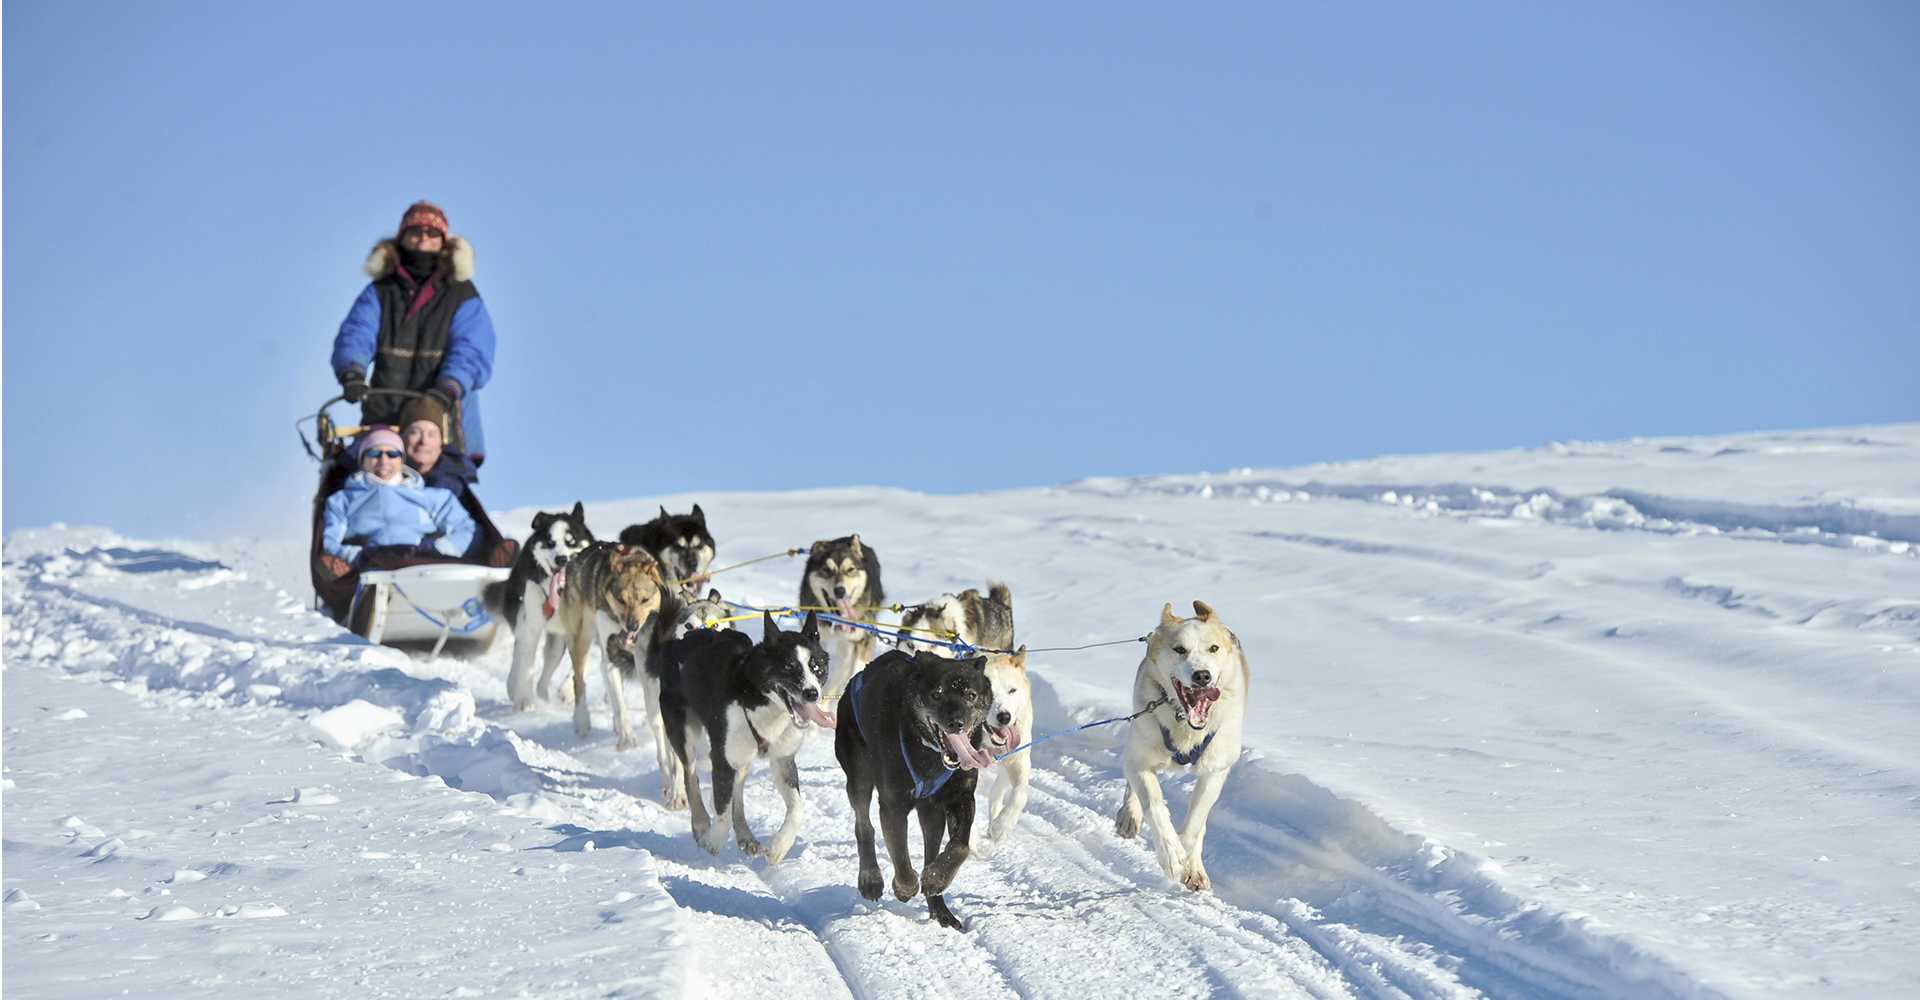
[298,388,466,461]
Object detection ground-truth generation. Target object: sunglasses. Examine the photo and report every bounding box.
[362,448,404,460]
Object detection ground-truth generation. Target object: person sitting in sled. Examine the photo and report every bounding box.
[318,429,477,580]
[397,393,477,493]
[331,200,496,467]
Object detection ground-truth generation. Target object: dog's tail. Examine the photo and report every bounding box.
[987,580,1011,610]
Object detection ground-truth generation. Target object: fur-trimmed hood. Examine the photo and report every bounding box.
[364,235,475,283]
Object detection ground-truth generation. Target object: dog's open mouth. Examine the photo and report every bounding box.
[782,692,837,730]
[1172,679,1222,729]
[985,721,1021,753]
[934,724,995,770]
[830,597,858,633]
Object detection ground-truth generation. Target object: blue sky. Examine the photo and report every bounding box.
[5,2,1915,538]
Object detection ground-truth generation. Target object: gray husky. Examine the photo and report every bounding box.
[898,582,1013,654]
[800,534,884,703]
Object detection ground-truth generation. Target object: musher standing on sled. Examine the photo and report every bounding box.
[331,200,497,468]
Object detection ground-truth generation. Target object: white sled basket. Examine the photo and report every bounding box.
[355,563,510,653]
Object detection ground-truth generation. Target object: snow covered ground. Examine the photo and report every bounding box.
[5,424,1916,998]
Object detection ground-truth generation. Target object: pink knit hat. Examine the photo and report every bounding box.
[356,427,404,460]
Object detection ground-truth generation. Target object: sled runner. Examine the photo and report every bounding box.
[299,389,514,651]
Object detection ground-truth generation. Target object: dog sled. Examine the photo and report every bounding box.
[299,389,515,652]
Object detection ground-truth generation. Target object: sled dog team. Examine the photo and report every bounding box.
[501,503,1250,929]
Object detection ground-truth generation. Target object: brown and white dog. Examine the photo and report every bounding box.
[897,582,1014,655]
[1114,601,1249,892]
[543,542,667,748]
[800,534,884,703]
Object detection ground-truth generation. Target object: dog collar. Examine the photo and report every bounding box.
[1159,724,1216,768]
[743,711,770,756]
[901,735,956,799]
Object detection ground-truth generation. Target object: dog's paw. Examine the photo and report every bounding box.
[858,866,885,901]
[699,826,728,857]
[927,895,967,932]
[1179,859,1212,893]
[614,729,640,752]
[736,833,763,857]
[662,787,688,811]
[1114,806,1141,840]
[509,693,536,713]
[892,870,920,901]
[765,835,796,866]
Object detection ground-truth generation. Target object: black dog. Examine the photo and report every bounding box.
[619,505,715,597]
[835,649,997,930]
[658,612,836,864]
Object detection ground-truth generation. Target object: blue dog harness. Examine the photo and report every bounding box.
[848,671,955,800]
[1160,724,1216,768]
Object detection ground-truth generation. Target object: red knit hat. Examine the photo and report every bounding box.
[398,200,450,236]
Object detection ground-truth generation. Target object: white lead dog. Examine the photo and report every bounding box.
[1114,600,1249,892]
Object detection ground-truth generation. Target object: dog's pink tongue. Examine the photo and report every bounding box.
[801,702,837,729]
[944,730,994,770]
[1006,725,1024,754]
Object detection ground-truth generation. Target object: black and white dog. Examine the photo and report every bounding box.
[835,649,996,931]
[505,502,594,711]
[609,586,736,810]
[658,611,837,864]
[619,504,716,598]
[800,534,884,703]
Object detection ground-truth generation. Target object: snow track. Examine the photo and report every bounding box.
[9,427,1916,997]
[5,536,1707,999]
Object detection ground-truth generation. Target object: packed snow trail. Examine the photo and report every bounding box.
[9,425,1919,997]
[5,534,1710,999]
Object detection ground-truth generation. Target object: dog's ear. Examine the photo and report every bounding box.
[707,587,723,603]
[570,501,586,523]
[801,610,820,639]
[1160,603,1180,627]
[1012,644,1028,670]
[762,611,780,642]
[691,503,705,526]
[849,534,864,560]
[963,655,988,673]
[1193,600,1217,622]
[531,512,552,532]
[659,505,671,520]
[810,539,829,557]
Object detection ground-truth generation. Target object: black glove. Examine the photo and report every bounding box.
[425,382,456,414]
[338,369,367,403]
